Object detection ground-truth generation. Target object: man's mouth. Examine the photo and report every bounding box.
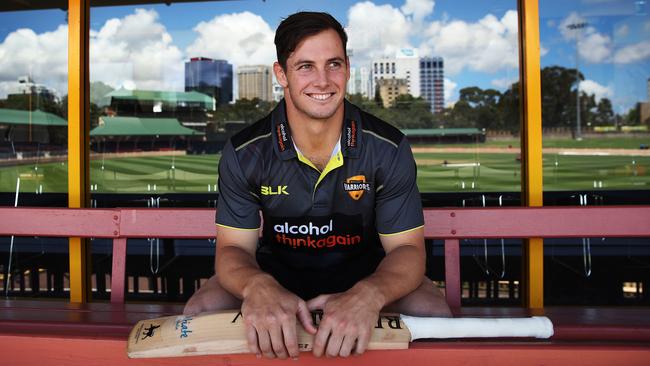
[306,92,335,101]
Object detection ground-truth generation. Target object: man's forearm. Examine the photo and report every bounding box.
[216,245,278,299]
[354,244,425,308]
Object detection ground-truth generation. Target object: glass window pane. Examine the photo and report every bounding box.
[540,0,650,196]
[84,0,522,304]
[539,0,650,305]
[85,0,521,200]
[0,4,69,299]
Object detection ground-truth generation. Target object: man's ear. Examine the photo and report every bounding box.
[273,62,289,88]
[346,56,351,82]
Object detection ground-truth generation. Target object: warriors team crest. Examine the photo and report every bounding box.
[344,175,371,200]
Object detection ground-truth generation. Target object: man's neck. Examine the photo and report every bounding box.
[285,104,344,158]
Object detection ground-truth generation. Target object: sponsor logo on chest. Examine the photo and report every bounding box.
[343,175,371,200]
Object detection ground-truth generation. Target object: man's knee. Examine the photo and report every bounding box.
[386,278,452,317]
[183,275,241,315]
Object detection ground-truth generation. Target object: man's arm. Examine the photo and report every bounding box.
[307,228,425,358]
[215,226,317,360]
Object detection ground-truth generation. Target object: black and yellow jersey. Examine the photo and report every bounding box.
[216,99,424,299]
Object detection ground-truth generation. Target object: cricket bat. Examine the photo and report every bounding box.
[127,310,554,358]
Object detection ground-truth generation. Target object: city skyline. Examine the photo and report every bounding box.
[0,0,648,113]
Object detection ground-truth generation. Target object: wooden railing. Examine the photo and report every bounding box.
[3,206,650,305]
[1,206,649,365]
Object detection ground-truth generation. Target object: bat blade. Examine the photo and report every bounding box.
[127,310,411,358]
[127,310,553,358]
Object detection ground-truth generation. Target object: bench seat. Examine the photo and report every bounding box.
[1,300,648,365]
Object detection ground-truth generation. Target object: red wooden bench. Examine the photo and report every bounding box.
[1,206,649,365]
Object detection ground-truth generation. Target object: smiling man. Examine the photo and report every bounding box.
[183,11,451,359]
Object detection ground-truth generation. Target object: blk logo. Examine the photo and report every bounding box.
[261,185,289,195]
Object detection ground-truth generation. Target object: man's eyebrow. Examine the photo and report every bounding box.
[292,59,315,66]
[291,57,345,66]
[326,57,345,63]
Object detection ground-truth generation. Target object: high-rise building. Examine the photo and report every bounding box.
[237,65,273,102]
[376,78,409,108]
[7,76,59,105]
[372,49,420,99]
[347,66,371,98]
[184,57,233,106]
[420,57,444,113]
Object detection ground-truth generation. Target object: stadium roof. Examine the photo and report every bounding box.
[0,1,223,11]
[401,128,485,136]
[107,89,215,110]
[0,108,67,126]
[91,116,203,136]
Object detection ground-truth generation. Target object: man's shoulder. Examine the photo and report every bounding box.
[355,106,404,149]
[229,113,273,152]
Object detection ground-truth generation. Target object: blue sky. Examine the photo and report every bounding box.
[0,0,648,114]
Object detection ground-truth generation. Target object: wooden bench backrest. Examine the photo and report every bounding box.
[2,206,650,305]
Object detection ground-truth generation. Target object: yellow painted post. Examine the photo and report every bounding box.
[68,0,91,303]
[517,0,544,308]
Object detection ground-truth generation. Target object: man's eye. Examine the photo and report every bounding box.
[329,62,341,69]
[298,64,312,70]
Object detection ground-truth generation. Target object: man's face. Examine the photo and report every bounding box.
[274,29,349,122]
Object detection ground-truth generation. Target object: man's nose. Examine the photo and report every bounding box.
[312,68,330,87]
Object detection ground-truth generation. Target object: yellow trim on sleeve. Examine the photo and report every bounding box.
[378,225,424,237]
[216,223,260,231]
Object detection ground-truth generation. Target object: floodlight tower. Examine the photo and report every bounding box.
[567,22,588,140]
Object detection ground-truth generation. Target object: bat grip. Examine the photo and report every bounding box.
[401,316,554,340]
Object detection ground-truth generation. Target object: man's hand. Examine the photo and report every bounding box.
[241,274,317,359]
[306,281,384,358]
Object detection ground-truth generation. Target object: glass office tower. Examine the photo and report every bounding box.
[184,57,233,106]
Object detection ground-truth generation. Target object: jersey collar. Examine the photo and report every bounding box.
[271,98,363,161]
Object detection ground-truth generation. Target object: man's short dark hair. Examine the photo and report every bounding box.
[274,12,348,70]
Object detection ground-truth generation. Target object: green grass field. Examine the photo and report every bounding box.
[444,136,650,149]
[1,148,648,194]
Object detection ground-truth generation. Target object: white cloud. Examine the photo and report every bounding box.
[444,77,457,105]
[614,24,629,38]
[419,10,519,75]
[579,31,612,63]
[0,8,186,98]
[558,12,588,41]
[90,8,184,91]
[613,40,650,63]
[491,77,517,89]
[401,0,435,26]
[346,1,412,65]
[558,12,612,63]
[540,44,549,57]
[0,25,68,98]
[579,79,612,102]
[186,11,275,67]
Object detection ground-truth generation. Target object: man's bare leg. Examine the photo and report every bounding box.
[383,276,452,317]
[183,274,241,315]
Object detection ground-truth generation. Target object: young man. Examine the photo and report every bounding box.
[184,11,451,359]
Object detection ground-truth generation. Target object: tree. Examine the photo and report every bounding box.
[592,98,614,126]
[540,66,584,128]
[622,106,639,126]
[498,83,519,133]
[373,87,383,107]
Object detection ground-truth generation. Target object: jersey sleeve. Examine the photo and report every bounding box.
[215,140,261,230]
[375,138,424,235]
